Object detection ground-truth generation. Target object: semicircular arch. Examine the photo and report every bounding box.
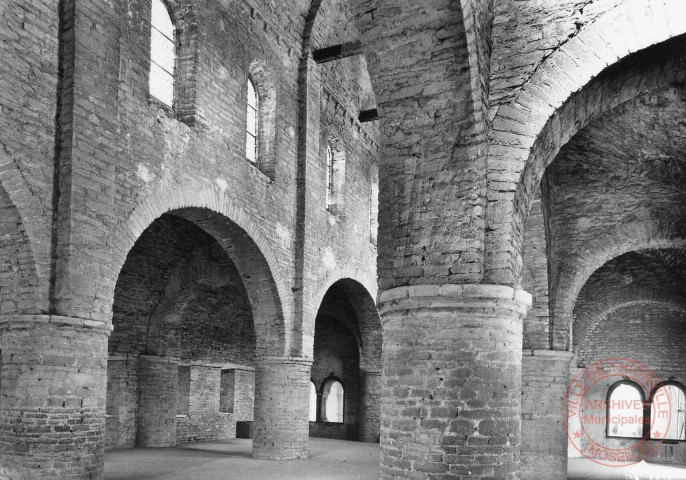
[111,185,291,357]
[486,0,686,284]
[574,288,686,354]
[551,220,686,350]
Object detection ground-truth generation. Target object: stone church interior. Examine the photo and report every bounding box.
[2,0,686,479]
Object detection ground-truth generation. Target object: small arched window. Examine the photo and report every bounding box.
[309,381,318,422]
[246,79,259,165]
[651,383,686,441]
[607,381,645,439]
[149,0,175,107]
[321,378,344,423]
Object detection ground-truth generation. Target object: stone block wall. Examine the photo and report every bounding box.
[576,304,686,465]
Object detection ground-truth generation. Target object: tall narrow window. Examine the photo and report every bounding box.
[369,177,379,245]
[321,378,344,423]
[651,384,686,441]
[326,143,335,209]
[246,79,259,164]
[607,381,644,438]
[309,381,318,422]
[149,0,175,107]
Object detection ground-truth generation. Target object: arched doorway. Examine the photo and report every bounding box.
[309,279,380,442]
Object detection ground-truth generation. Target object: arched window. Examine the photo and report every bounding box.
[321,378,344,423]
[309,381,318,422]
[607,381,645,438]
[149,0,175,107]
[651,383,686,441]
[326,143,335,209]
[246,79,259,165]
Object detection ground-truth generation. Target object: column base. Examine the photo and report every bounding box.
[378,284,531,480]
[252,356,312,460]
[0,315,111,479]
[521,349,573,480]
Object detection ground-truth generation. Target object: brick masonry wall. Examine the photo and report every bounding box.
[573,251,686,350]
[520,351,572,480]
[0,318,110,479]
[0,189,40,317]
[378,286,530,480]
[577,304,686,464]
[311,313,360,439]
[106,215,256,448]
[521,187,550,350]
[176,366,232,443]
[0,0,56,316]
[136,356,178,448]
[253,358,312,460]
[105,356,139,448]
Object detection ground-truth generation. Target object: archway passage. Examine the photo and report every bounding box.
[105,207,305,460]
[309,279,381,443]
[518,34,686,479]
[106,213,257,448]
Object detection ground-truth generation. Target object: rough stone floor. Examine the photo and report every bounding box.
[105,438,379,480]
[568,458,686,479]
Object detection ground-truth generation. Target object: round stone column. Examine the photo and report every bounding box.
[359,369,381,442]
[520,350,573,480]
[252,356,312,460]
[136,355,179,447]
[0,315,111,480]
[378,285,531,480]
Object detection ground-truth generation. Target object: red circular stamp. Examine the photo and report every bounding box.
[563,357,671,466]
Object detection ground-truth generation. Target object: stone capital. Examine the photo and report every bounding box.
[523,349,574,362]
[254,355,314,367]
[0,313,113,335]
[378,283,532,319]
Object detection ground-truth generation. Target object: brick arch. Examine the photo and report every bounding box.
[574,288,686,355]
[111,185,292,357]
[486,0,686,285]
[312,272,380,371]
[551,221,686,351]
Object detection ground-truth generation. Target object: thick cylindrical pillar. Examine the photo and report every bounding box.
[0,315,110,480]
[359,370,381,442]
[136,355,178,447]
[252,356,312,460]
[520,350,573,479]
[378,285,531,480]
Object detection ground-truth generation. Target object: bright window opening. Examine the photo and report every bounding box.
[309,381,317,422]
[149,0,175,107]
[651,384,686,441]
[246,79,259,164]
[607,382,644,438]
[322,379,344,423]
